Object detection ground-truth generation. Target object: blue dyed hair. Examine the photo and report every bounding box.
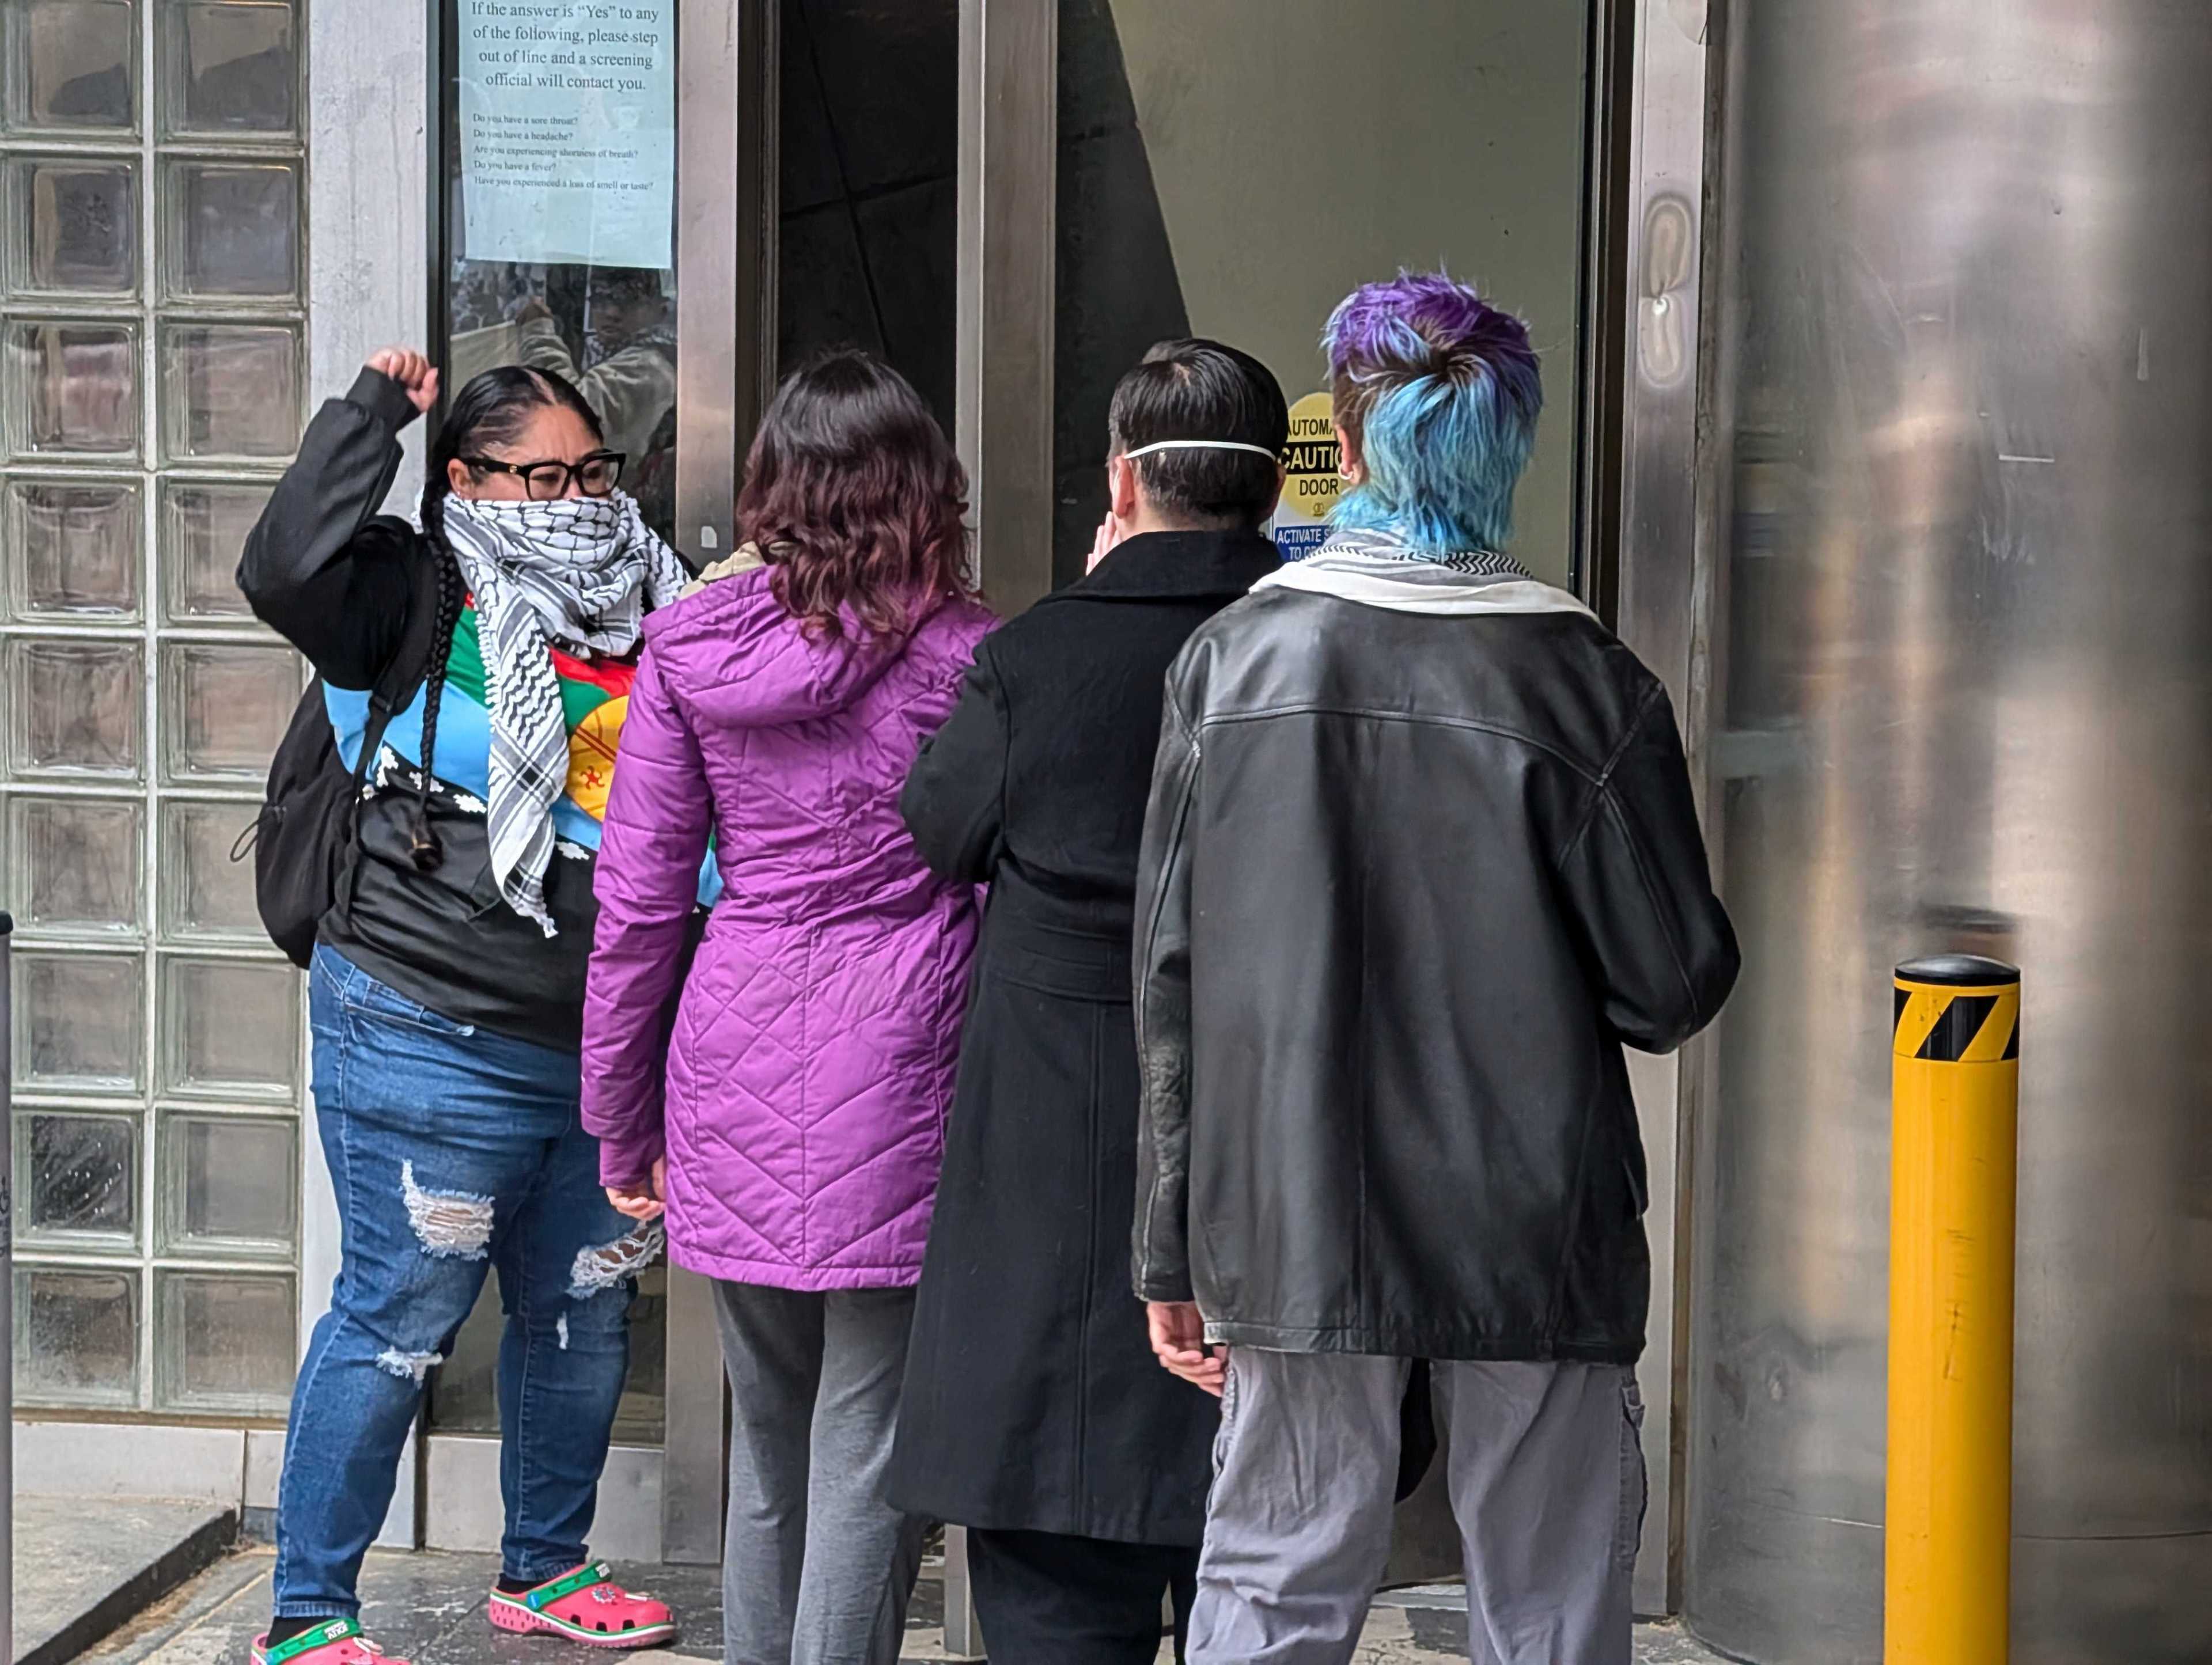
[1322,271,1543,556]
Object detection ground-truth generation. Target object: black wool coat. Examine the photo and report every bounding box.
[884,528,1281,1546]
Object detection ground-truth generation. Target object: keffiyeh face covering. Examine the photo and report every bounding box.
[437,490,688,935]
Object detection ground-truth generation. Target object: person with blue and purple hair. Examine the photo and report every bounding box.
[1130,271,1740,1663]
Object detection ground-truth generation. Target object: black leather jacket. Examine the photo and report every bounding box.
[1131,566,1738,1362]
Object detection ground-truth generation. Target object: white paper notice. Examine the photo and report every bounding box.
[457,0,674,271]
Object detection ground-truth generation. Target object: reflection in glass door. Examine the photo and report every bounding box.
[1045,0,1592,593]
[426,0,680,1473]
[2,0,310,1419]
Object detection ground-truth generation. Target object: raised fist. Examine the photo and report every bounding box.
[365,347,439,415]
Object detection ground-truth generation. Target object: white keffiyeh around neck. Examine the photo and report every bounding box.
[437,490,688,935]
[1255,528,1590,620]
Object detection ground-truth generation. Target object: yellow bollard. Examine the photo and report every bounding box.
[1887,954,2020,1665]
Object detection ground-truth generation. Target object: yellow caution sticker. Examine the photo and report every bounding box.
[1274,391,1342,561]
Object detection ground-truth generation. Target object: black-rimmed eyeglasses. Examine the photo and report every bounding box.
[462,450,627,500]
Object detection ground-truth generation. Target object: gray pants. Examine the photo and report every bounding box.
[1188,1350,1643,1665]
[711,1281,926,1665]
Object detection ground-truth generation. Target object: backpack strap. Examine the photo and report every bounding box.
[346,688,400,798]
[358,543,455,772]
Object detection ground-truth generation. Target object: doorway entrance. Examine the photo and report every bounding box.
[407,0,1631,1599]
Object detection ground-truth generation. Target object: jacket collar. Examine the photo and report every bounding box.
[1058,528,1281,604]
[1254,549,1594,620]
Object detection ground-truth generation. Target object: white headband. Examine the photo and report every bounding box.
[1122,439,1281,461]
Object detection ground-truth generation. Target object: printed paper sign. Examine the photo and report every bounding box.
[1275,391,1343,560]
[457,0,675,271]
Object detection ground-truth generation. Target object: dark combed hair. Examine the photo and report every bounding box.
[421,363,603,548]
[592,267,666,307]
[1107,338,1289,526]
[407,363,604,869]
[735,350,975,639]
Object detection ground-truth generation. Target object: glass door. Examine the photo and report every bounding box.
[423,0,683,1552]
[1044,0,1595,594]
[1035,0,1618,1604]
[419,0,985,1564]
[434,0,681,539]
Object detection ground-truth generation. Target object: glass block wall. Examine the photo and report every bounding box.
[2,0,306,1419]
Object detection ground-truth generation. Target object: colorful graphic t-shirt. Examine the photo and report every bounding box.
[442,605,638,822]
[325,607,717,902]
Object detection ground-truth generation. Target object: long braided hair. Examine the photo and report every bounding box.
[412,364,604,870]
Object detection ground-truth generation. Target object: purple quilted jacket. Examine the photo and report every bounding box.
[581,566,994,1289]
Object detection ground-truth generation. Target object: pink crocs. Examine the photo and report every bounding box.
[251,1618,410,1665]
[487,1562,676,1649]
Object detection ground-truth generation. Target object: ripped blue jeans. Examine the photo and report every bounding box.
[275,946,660,1618]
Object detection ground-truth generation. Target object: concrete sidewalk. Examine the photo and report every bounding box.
[71,1545,1728,1665]
[13,1497,238,1665]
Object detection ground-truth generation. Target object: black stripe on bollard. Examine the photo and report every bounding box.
[1912,995,2004,1063]
[1893,954,2022,1063]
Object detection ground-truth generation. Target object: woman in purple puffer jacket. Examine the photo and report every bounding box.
[580,351,993,1665]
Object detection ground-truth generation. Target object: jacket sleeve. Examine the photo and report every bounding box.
[1131,666,1204,1303]
[898,643,1009,884]
[581,642,711,1186]
[236,367,422,690]
[518,320,676,457]
[1556,678,1741,1053]
[515,315,583,382]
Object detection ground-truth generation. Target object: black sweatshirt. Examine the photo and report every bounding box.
[237,368,604,1050]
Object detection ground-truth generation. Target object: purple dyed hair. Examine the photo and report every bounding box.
[1323,271,1543,555]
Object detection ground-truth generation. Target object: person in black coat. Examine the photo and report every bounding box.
[887,340,1289,1663]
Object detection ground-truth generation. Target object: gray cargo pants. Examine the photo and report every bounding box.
[1187,1349,1644,1665]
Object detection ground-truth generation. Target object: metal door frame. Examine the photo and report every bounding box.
[656,0,782,1568]
[954,0,1057,614]
[293,0,438,1553]
[1608,0,1718,1619]
[936,1,1057,1640]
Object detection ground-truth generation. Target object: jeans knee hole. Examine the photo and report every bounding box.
[375,1347,444,1385]
[567,1219,664,1299]
[400,1162,494,1260]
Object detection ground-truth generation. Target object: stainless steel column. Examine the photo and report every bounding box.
[938,7,1056,1637]
[955,0,1056,613]
[1681,3,2212,1659]
[1608,0,1714,1621]
[663,0,779,1568]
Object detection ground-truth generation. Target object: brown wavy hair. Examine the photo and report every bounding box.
[735,350,975,639]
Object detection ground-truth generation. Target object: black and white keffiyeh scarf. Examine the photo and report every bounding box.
[437,490,688,936]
